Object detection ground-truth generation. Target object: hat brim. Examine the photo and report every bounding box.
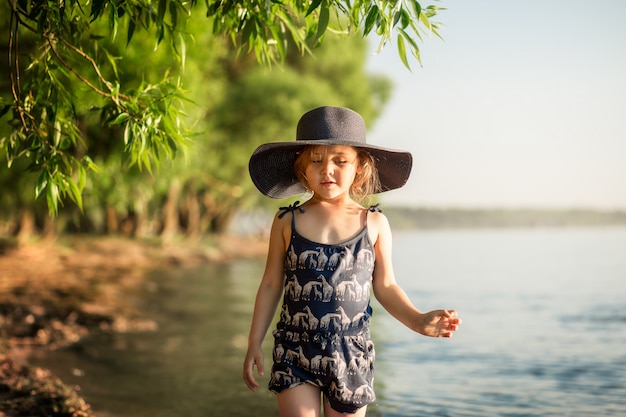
[249,140,413,199]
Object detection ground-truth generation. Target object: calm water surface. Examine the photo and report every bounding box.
[31,228,626,416]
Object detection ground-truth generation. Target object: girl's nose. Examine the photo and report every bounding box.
[320,160,333,175]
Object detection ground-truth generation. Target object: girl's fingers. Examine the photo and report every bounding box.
[244,370,259,391]
[256,357,265,377]
[445,309,462,325]
[243,357,260,391]
[444,309,458,318]
[435,310,461,337]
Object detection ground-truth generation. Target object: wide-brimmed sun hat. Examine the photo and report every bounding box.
[249,106,413,199]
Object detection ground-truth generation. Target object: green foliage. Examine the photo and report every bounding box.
[1,0,441,222]
[206,0,444,67]
[2,0,192,215]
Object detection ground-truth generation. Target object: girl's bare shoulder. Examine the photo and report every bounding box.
[365,204,389,223]
[259,209,292,253]
[272,206,295,234]
[366,206,392,245]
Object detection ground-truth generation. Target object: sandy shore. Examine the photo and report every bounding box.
[0,235,268,416]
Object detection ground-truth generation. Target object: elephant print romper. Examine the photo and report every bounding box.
[269,203,378,413]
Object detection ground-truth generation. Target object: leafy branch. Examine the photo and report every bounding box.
[1,0,442,215]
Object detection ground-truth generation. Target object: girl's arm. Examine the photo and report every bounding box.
[370,212,460,338]
[243,212,288,391]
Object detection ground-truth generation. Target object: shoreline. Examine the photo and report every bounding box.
[0,235,268,416]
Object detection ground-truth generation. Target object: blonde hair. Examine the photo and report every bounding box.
[294,145,380,203]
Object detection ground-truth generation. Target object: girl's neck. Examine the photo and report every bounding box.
[296,193,366,245]
[308,192,357,208]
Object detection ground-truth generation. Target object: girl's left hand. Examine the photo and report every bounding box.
[420,309,461,338]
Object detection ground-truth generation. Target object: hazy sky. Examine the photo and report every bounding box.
[366,0,626,210]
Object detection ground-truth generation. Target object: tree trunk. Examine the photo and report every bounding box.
[105,206,119,234]
[16,209,36,245]
[161,179,181,242]
[185,191,201,238]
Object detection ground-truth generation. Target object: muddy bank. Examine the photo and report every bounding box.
[0,235,268,416]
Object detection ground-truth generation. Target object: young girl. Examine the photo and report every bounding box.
[243,106,461,417]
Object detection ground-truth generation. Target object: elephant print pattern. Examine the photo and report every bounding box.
[269,204,378,414]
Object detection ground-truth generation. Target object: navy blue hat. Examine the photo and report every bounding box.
[249,106,413,199]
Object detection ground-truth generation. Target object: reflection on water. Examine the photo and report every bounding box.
[31,260,279,417]
[30,228,626,416]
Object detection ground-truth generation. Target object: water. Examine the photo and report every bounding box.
[31,228,626,416]
[373,228,626,417]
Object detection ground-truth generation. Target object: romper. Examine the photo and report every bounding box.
[269,202,379,414]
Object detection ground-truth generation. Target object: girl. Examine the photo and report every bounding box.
[243,106,461,417]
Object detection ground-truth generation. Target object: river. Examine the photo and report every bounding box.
[31,228,626,416]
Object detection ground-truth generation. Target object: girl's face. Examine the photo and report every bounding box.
[303,145,360,201]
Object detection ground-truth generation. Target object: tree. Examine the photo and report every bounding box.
[1,0,443,214]
[0,12,392,238]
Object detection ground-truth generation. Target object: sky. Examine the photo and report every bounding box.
[366,0,626,210]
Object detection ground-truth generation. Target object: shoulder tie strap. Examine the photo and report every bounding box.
[368,203,382,213]
[278,201,305,219]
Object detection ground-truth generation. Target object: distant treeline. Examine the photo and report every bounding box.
[383,207,626,229]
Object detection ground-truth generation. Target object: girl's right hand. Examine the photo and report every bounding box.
[243,347,265,392]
